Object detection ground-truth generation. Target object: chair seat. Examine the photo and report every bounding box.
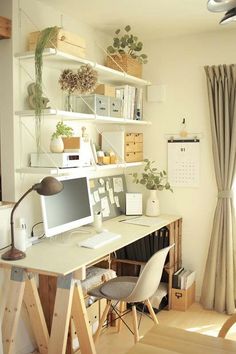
[88,276,138,300]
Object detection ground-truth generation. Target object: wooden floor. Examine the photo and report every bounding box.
[95,302,236,354]
[31,302,236,354]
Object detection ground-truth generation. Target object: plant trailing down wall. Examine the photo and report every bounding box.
[34,26,58,152]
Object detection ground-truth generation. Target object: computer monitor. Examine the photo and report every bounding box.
[40,175,93,237]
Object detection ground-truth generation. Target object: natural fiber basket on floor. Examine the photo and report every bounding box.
[106,53,142,78]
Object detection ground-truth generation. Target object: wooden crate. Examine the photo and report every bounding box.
[106,53,142,78]
[28,28,86,58]
[0,16,11,39]
[171,282,195,311]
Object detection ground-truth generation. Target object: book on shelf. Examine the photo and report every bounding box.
[134,87,143,120]
[172,267,184,289]
[115,85,143,120]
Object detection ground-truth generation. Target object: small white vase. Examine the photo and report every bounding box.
[50,137,64,153]
[145,190,160,217]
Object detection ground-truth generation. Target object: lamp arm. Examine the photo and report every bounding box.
[10,187,34,245]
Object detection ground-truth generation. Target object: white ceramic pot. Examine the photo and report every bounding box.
[145,189,160,216]
[50,137,64,153]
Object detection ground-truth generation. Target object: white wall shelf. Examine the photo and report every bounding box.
[15,109,151,125]
[15,49,151,87]
[16,161,143,176]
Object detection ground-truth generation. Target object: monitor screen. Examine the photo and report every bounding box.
[40,175,93,237]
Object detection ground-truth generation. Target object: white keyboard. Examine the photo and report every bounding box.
[78,231,121,249]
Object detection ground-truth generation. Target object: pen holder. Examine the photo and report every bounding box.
[94,213,103,233]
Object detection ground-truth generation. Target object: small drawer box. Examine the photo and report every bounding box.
[171,282,195,311]
[75,94,109,116]
[125,133,135,143]
[109,97,122,117]
[134,133,143,143]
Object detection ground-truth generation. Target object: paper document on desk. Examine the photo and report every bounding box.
[122,216,169,227]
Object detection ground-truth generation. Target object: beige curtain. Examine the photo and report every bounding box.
[200,65,236,314]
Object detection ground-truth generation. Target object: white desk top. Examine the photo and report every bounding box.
[0,214,181,277]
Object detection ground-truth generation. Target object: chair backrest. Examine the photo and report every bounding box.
[125,245,173,303]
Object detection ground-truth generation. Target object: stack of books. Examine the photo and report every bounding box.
[115,85,143,120]
[172,268,195,290]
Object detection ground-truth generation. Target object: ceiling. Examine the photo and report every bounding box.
[38,0,235,40]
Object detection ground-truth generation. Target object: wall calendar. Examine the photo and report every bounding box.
[167,139,200,187]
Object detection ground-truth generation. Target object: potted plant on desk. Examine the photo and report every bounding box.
[131,159,173,216]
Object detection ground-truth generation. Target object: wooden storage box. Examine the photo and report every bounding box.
[125,133,143,162]
[0,16,11,39]
[28,28,86,58]
[94,84,115,97]
[102,131,143,163]
[106,54,142,79]
[171,282,195,311]
[62,137,80,152]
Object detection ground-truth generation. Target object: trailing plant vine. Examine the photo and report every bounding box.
[35,26,58,152]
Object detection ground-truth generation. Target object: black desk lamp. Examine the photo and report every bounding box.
[1,176,63,261]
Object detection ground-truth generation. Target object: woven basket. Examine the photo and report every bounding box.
[106,53,142,78]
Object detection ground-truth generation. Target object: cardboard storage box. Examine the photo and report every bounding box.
[94,84,115,97]
[171,282,195,311]
[0,16,11,39]
[28,28,86,58]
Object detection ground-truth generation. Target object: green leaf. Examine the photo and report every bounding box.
[115,29,120,35]
[107,46,115,53]
[125,25,131,32]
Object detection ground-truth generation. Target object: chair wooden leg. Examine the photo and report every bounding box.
[218,314,236,338]
[131,305,139,343]
[93,300,111,343]
[117,301,125,333]
[145,299,159,325]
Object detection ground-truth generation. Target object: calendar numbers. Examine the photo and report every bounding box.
[168,140,200,187]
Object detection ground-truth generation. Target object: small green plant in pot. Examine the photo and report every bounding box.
[50,121,73,153]
[130,159,173,216]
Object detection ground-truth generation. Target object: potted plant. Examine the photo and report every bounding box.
[106,25,148,78]
[131,159,172,216]
[50,121,74,153]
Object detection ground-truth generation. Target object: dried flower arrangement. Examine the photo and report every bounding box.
[59,64,98,111]
[58,69,79,95]
[77,64,98,94]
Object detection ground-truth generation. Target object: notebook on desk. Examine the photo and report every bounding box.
[121,216,169,227]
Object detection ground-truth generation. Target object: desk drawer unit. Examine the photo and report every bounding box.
[102,131,143,163]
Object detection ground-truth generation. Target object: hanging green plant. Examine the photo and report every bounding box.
[34,26,58,152]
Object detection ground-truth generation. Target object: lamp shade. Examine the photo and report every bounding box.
[1,176,63,261]
[33,176,64,196]
[207,0,236,12]
[220,7,236,22]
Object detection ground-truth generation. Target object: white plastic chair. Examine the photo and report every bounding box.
[88,245,172,343]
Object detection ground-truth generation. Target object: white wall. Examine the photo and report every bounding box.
[139,29,236,299]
